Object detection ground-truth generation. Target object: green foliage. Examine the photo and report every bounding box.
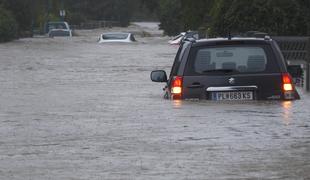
[209,0,233,36]
[131,0,159,21]
[64,0,134,27]
[212,0,308,36]
[0,0,146,40]
[155,0,310,36]
[158,0,182,36]
[0,6,17,42]
[1,0,33,32]
[114,0,133,27]
[181,0,213,31]
[1,0,309,40]
[139,0,159,13]
[66,12,87,25]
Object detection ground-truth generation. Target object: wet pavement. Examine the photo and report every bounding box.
[0,23,310,180]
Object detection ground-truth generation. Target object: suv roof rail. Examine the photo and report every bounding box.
[244,31,269,38]
[264,35,271,41]
[183,37,196,43]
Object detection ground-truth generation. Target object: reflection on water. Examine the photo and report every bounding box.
[281,101,293,125]
[173,100,183,108]
[171,99,297,126]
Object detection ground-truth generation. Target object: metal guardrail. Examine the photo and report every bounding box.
[273,36,310,91]
[31,20,121,35]
[71,20,121,30]
[273,37,309,62]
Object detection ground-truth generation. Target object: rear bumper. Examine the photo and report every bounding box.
[175,87,300,101]
[206,86,258,92]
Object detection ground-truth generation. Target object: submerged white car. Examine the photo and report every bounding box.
[168,31,199,45]
[168,32,186,45]
[98,33,136,43]
[48,21,72,38]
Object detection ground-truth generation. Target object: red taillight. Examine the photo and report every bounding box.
[171,76,183,97]
[282,73,293,91]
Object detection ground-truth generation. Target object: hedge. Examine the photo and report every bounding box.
[0,7,18,42]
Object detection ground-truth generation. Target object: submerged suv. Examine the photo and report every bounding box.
[151,37,300,101]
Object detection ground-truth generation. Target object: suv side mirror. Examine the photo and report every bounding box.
[151,70,168,82]
[287,65,303,78]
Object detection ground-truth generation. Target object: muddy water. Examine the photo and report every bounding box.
[0,25,310,180]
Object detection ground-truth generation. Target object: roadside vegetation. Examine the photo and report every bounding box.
[0,6,17,42]
[155,0,310,36]
[0,0,309,42]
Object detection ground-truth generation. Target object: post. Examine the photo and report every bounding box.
[31,0,34,37]
[307,63,310,91]
[45,0,51,34]
[60,0,65,21]
[306,38,310,91]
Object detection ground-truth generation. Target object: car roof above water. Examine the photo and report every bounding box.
[191,37,272,47]
[101,32,131,35]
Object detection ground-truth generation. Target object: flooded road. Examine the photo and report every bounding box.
[0,24,310,179]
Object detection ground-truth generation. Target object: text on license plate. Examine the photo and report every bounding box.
[212,91,253,101]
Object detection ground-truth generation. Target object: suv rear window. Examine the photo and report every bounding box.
[186,45,279,75]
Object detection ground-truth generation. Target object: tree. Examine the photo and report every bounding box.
[209,0,233,36]
[181,0,213,31]
[156,0,215,36]
[211,0,309,36]
[155,0,310,36]
[64,0,134,27]
[158,0,182,36]
[1,0,34,33]
[297,0,310,35]
[0,6,17,42]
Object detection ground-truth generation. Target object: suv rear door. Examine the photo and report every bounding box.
[181,41,285,100]
[166,41,191,98]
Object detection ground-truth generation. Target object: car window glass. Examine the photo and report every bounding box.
[130,35,136,41]
[102,34,129,40]
[49,23,66,30]
[193,46,267,73]
[178,43,188,62]
[170,42,189,77]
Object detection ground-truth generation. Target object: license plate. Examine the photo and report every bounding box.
[212,91,253,101]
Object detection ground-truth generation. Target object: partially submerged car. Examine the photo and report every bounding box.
[168,32,186,45]
[47,21,72,38]
[151,37,300,101]
[98,32,136,43]
[168,31,199,45]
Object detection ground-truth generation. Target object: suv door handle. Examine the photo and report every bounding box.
[187,83,204,89]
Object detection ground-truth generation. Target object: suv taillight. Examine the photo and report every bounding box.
[282,73,293,91]
[282,73,295,100]
[171,76,183,99]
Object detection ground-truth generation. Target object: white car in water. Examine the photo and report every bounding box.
[48,21,72,38]
[168,32,186,45]
[98,32,136,43]
[168,31,199,45]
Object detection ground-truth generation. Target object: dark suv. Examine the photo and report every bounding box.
[151,37,300,101]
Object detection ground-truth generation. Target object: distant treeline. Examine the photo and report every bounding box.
[155,0,310,36]
[0,0,155,42]
[1,0,310,42]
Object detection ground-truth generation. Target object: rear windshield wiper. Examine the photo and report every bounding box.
[203,69,239,73]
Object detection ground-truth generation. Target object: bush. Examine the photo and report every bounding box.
[0,7,18,42]
[66,12,87,25]
[210,0,309,36]
[158,0,182,36]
